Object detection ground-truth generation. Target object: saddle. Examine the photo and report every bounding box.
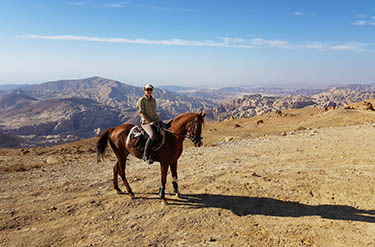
[126,122,168,151]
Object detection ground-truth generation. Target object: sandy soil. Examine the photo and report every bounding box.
[1,108,375,246]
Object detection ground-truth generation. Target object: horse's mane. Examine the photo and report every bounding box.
[171,112,205,127]
[173,112,198,122]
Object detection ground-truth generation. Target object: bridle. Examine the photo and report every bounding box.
[185,118,203,147]
[162,118,203,147]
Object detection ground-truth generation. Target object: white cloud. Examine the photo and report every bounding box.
[330,43,365,51]
[294,11,303,16]
[103,2,130,8]
[251,38,292,48]
[352,20,368,25]
[23,34,371,52]
[353,14,375,26]
[105,4,124,8]
[303,41,327,50]
[303,41,368,52]
[23,34,255,48]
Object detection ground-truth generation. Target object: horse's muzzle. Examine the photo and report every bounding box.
[188,135,203,147]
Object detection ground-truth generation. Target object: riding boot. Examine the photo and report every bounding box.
[143,138,154,164]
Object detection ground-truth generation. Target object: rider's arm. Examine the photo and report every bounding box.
[138,98,152,124]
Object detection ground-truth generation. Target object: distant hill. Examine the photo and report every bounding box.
[208,94,316,120]
[0,131,27,148]
[0,84,29,91]
[0,77,216,146]
[12,76,216,119]
[208,86,375,120]
[163,85,328,102]
[0,97,121,140]
[0,92,38,108]
[158,85,197,92]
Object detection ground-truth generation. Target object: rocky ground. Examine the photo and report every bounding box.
[1,107,375,246]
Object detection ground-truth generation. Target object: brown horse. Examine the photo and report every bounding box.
[96,112,206,203]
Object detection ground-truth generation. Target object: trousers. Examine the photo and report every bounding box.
[141,123,155,140]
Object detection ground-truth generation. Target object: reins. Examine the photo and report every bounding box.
[162,118,202,142]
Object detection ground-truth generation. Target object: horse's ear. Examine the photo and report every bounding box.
[201,112,206,118]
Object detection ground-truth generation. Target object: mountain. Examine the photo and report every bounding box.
[0,130,27,148]
[0,77,216,146]
[2,76,375,147]
[208,86,375,120]
[208,94,316,120]
[158,85,197,92]
[0,97,121,144]
[0,92,38,108]
[162,85,328,102]
[12,76,216,119]
[0,84,29,91]
[311,87,375,106]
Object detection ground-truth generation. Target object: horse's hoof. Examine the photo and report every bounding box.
[116,190,125,195]
[163,200,168,206]
[175,192,181,198]
[130,194,136,199]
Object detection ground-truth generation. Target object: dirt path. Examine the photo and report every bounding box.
[1,124,375,246]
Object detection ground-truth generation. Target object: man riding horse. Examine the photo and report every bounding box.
[136,84,161,164]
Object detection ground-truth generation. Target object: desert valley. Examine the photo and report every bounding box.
[1,91,375,246]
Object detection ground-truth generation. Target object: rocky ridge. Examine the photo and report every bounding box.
[210,87,375,120]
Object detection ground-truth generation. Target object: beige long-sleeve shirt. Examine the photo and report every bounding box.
[136,95,160,124]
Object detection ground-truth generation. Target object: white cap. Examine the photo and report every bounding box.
[144,84,154,89]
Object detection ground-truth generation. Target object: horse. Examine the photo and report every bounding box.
[96,112,206,203]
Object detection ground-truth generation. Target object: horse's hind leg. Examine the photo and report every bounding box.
[113,161,123,194]
[170,162,180,197]
[118,156,135,199]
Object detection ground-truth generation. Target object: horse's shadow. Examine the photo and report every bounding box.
[166,193,375,223]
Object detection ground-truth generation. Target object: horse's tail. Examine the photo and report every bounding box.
[96,127,114,163]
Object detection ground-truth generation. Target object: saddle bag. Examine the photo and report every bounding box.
[127,126,146,148]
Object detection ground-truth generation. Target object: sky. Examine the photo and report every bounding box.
[1,0,375,88]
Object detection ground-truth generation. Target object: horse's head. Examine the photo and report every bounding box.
[186,112,206,147]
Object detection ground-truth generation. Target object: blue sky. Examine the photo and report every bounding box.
[1,0,375,87]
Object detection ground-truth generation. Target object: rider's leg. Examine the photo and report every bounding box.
[141,123,155,163]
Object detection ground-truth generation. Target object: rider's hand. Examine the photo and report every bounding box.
[150,121,154,125]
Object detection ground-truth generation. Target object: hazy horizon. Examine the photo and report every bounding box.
[1,1,374,87]
[1,75,372,91]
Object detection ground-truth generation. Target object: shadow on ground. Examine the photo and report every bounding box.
[166,193,375,223]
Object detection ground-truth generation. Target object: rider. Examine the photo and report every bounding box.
[136,84,161,164]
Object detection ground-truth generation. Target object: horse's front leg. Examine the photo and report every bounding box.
[170,162,180,197]
[159,163,169,204]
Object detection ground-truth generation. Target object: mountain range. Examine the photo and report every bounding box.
[1,76,375,147]
[0,77,215,146]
